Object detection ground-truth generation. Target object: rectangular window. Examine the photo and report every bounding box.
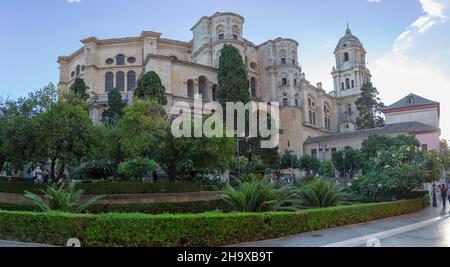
[422,144,428,151]
[283,98,289,107]
[295,99,299,107]
[219,34,224,40]
[233,34,238,40]
[282,78,287,85]
[281,58,286,64]
[292,59,296,65]
[311,149,318,158]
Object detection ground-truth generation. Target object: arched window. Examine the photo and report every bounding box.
[344,52,349,62]
[116,71,125,91]
[250,77,257,97]
[345,78,351,89]
[187,80,194,98]
[127,71,136,91]
[198,76,207,99]
[105,72,114,92]
[116,54,125,66]
[212,84,218,101]
[324,104,332,131]
[76,65,81,76]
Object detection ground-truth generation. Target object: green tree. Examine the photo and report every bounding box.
[102,88,126,124]
[438,140,450,182]
[300,155,321,177]
[355,82,385,130]
[69,78,90,101]
[0,84,58,170]
[332,148,363,178]
[134,71,168,105]
[217,44,251,107]
[319,161,335,178]
[217,44,278,165]
[119,99,167,159]
[274,151,300,178]
[360,135,420,172]
[32,101,97,183]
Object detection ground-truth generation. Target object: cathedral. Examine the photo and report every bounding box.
[58,12,441,157]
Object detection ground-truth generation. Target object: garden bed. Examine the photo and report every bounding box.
[0,196,429,247]
[0,180,211,195]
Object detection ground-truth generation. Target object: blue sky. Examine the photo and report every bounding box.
[1,0,449,137]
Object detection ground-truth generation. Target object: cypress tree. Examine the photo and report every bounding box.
[356,82,385,130]
[69,78,90,101]
[134,71,168,105]
[217,44,251,107]
[102,88,126,123]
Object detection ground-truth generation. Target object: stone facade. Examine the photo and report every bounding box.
[58,12,440,157]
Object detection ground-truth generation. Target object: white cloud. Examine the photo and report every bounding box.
[371,0,450,139]
[368,0,382,3]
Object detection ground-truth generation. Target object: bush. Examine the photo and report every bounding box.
[72,160,115,180]
[299,179,346,208]
[0,197,428,247]
[0,200,230,214]
[221,179,298,212]
[24,182,103,213]
[0,180,208,195]
[118,158,157,180]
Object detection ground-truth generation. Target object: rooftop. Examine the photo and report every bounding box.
[384,93,439,111]
[304,121,440,144]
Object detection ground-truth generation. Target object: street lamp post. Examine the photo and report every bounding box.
[287,146,295,182]
[343,152,346,178]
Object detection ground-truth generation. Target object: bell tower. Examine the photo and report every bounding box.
[331,25,371,131]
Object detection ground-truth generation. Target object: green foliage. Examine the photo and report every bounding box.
[0,84,58,169]
[217,44,251,106]
[32,101,97,182]
[438,140,450,181]
[221,179,298,212]
[360,135,420,165]
[24,182,103,213]
[355,82,385,130]
[0,180,207,195]
[299,179,346,208]
[102,88,126,124]
[300,155,321,176]
[72,160,115,180]
[69,78,90,101]
[0,200,230,214]
[118,157,157,180]
[319,161,335,178]
[134,71,168,105]
[0,197,428,247]
[332,148,363,178]
[119,99,167,158]
[349,145,441,199]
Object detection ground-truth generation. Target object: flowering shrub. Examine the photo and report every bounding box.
[349,145,441,200]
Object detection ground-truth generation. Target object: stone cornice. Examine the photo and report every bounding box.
[144,53,217,72]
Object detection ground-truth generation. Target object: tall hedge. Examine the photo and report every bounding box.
[0,197,429,247]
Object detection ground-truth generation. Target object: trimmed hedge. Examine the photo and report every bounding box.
[0,200,230,215]
[0,196,429,247]
[0,180,207,195]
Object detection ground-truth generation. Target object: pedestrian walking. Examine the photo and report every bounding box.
[440,184,448,210]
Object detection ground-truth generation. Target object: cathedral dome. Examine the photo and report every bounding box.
[335,27,363,52]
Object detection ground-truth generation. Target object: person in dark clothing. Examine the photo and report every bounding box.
[441,184,448,209]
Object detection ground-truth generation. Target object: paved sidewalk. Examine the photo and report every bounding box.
[0,240,54,247]
[237,207,450,247]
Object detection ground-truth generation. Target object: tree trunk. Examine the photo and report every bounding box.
[169,163,177,183]
[58,164,66,182]
[0,157,5,174]
[50,159,56,184]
